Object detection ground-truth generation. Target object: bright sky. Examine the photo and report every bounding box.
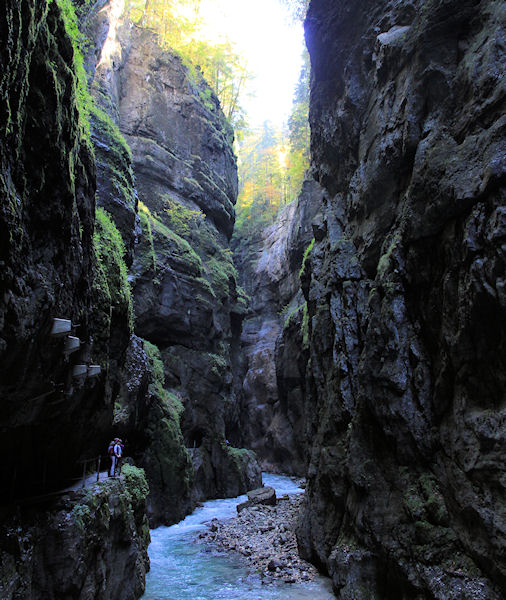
[197,0,305,127]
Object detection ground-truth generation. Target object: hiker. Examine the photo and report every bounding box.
[113,438,124,476]
[109,438,124,477]
[108,439,115,477]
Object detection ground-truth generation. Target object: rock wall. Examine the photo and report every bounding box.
[118,25,261,505]
[233,180,322,474]
[82,2,261,520]
[298,0,505,598]
[0,466,150,600]
[0,0,119,501]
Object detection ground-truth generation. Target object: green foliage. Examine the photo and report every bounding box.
[280,0,310,22]
[282,303,305,328]
[72,502,92,534]
[206,352,228,379]
[234,122,286,238]
[233,46,309,245]
[299,238,314,278]
[234,285,250,314]
[127,0,251,131]
[162,195,204,236]
[377,233,401,278]
[93,207,134,331]
[287,49,310,192]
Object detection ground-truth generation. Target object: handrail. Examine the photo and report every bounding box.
[76,455,105,487]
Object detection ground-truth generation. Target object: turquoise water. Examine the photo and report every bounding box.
[142,473,334,599]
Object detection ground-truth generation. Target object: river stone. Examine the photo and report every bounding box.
[237,486,277,513]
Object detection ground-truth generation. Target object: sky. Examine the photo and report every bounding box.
[196,0,305,127]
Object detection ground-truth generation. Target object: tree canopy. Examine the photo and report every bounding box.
[128,0,251,130]
[234,49,309,239]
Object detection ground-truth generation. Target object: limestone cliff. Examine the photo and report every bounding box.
[0,0,117,502]
[233,180,322,475]
[83,3,261,522]
[122,27,261,505]
[298,0,505,598]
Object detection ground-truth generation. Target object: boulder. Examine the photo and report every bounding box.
[237,486,277,513]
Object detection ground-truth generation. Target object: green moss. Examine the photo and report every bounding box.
[377,233,401,278]
[162,194,204,236]
[141,352,194,502]
[226,445,250,465]
[149,208,203,274]
[403,470,450,547]
[56,0,93,145]
[122,464,149,508]
[143,340,165,397]
[404,485,425,519]
[137,205,157,272]
[183,176,204,193]
[419,473,448,524]
[90,103,132,162]
[299,238,315,278]
[301,302,309,349]
[94,207,134,331]
[206,253,237,299]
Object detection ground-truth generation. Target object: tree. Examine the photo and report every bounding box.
[127,0,251,131]
[286,48,310,195]
[280,0,310,23]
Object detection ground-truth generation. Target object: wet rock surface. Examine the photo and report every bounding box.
[233,180,322,474]
[299,0,506,598]
[199,493,320,584]
[0,0,113,502]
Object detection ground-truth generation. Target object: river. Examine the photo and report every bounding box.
[141,473,334,599]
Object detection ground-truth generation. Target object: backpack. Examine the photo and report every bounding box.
[108,443,115,456]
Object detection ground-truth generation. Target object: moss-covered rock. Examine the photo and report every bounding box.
[0,473,150,600]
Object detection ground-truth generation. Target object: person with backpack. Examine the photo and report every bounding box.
[108,438,124,477]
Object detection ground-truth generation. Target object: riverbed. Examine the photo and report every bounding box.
[141,473,334,599]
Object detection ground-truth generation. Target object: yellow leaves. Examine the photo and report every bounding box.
[130,0,250,129]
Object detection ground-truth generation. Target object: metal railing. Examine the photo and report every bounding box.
[76,455,104,488]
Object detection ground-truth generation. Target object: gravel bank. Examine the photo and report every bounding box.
[197,494,320,584]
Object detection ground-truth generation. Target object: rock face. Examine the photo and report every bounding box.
[0,0,120,502]
[0,466,150,600]
[298,0,505,598]
[117,26,261,505]
[83,6,261,519]
[233,180,322,474]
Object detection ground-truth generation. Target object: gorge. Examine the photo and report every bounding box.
[0,0,505,599]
